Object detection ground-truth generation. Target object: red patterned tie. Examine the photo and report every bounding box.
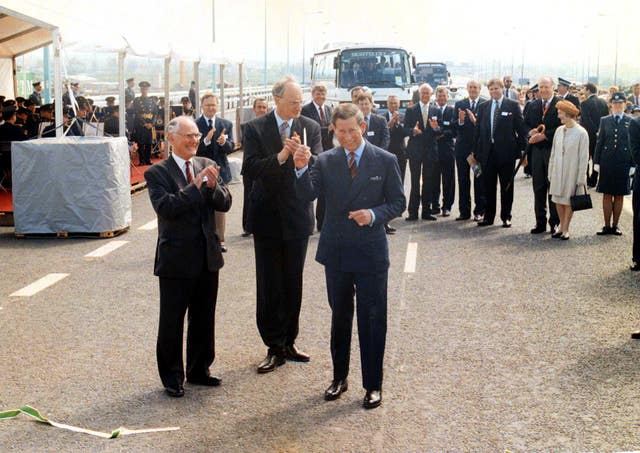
[348,151,357,178]
[319,106,326,126]
[185,161,193,183]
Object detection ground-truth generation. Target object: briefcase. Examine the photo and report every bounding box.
[570,186,592,211]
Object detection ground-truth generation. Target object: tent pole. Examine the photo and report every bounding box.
[118,51,126,138]
[236,62,243,146]
[52,28,63,138]
[12,57,18,98]
[164,57,171,158]
[219,63,225,118]
[193,61,200,117]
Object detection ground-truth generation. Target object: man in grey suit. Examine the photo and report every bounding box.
[144,116,232,398]
[294,103,406,409]
[503,75,518,101]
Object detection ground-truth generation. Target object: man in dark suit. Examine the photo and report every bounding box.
[453,80,486,221]
[525,77,562,234]
[628,115,640,273]
[342,62,364,87]
[301,84,333,231]
[627,82,640,107]
[242,76,322,374]
[580,82,610,187]
[432,86,456,217]
[384,95,409,234]
[473,78,528,227]
[404,83,441,221]
[241,98,269,237]
[0,107,27,141]
[356,91,389,150]
[144,116,232,398]
[196,93,235,252]
[293,103,405,409]
[557,78,580,109]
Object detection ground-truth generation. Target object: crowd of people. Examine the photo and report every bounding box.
[141,73,639,412]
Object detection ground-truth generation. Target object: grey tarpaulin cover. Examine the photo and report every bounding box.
[12,137,132,234]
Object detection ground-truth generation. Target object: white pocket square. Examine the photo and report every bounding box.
[369,176,382,181]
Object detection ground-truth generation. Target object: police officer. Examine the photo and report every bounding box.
[594,92,634,236]
[103,96,117,119]
[132,81,158,166]
[125,78,136,100]
[29,81,43,107]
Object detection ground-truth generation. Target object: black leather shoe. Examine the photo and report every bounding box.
[631,262,640,272]
[422,214,437,221]
[456,215,470,221]
[502,219,512,228]
[384,224,396,234]
[612,226,623,236]
[187,375,222,386]
[632,330,640,339]
[430,207,441,215]
[551,231,563,239]
[257,353,286,373]
[477,220,494,227]
[530,225,546,234]
[324,379,348,401]
[165,385,185,398]
[363,390,382,409]
[284,344,310,362]
[220,244,228,253]
[241,231,251,237]
[405,215,418,221]
[596,226,612,235]
[473,214,483,222]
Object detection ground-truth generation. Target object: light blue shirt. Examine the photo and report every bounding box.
[274,109,293,139]
[490,96,504,141]
[296,139,375,226]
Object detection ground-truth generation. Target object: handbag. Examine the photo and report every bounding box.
[571,185,592,211]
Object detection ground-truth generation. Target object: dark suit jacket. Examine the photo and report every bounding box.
[384,110,408,156]
[301,102,333,150]
[580,94,610,135]
[562,93,580,109]
[594,114,633,167]
[404,103,440,161]
[0,123,27,141]
[434,104,455,161]
[473,97,527,166]
[144,156,232,279]
[295,141,406,272]
[630,116,640,191]
[365,114,390,150]
[196,115,235,183]
[242,110,322,239]
[523,96,562,150]
[453,97,485,160]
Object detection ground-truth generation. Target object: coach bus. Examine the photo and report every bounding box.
[414,62,449,88]
[310,44,417,111]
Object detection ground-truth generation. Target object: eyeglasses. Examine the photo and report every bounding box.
[175,132,202,140]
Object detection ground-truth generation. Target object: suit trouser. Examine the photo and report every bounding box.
[438,156,456,210]
[242,175,252,233]
[483,153,514,223]
[408,156,437,216]
[587,131,599,185]
[633,179,639,263]
[254,235,309,352]
[138,144,152,165]
[456,157,486,217]
[531,145,559,227]
[325,266,387,391]
[157,270,219,388]
[316,194,326,231]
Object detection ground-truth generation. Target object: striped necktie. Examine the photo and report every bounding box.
[348,151,357,178]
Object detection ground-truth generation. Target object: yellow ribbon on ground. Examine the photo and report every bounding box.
[0,405,179,439]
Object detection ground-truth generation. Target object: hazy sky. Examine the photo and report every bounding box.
[5,0,640,81]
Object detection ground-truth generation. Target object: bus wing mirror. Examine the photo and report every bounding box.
[333,57,338,70]
[411,55,416,69]
[411,74,416,84]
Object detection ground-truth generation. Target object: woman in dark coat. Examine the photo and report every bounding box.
[594,92,634,236]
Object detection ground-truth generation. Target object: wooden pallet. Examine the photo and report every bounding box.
[0,211,13,227]
[15,226,129,239]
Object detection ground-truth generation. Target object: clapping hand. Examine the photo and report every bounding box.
[293,146,311,170]
[458,108,466,123]
[216,128,227,145]
[429,117,439,130]
[206,125,216,142]
[529,133,545,144]
[413,121,423,135]
[465,109,476,124]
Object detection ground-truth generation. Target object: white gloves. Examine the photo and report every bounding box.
[630,167,636,177]
[594,164,600,172]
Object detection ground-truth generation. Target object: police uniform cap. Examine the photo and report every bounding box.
[2,105,17,114]
[126,77,134,83]
[3,100,16,107]
[633,106,640,113]
[558,77,572,87]
[32,81,41,87]
[610,92,626,103]
[40,104,53,112]
[139,81,151,88]
[15,96,25,103]
[17,107,30,115]
[530,84,539,93]
[70,82,79,87]
[181,96,190,102]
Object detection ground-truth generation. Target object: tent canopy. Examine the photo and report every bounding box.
[0,10,56,58]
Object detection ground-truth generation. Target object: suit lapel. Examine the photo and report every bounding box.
[347,143,373,203]
[167,155,187,188]
[266,111,283,155]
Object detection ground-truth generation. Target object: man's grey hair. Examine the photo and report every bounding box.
[272,75,298,98]
[539,76,555,87]
[166,115,195,135]
[467,79,481,89]
[435,85,449,96]
[419,83,433,93]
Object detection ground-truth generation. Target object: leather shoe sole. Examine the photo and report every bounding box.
[630,263,640,272]
[324,380,348,401]
[477,220,493,227]
[165,385,185,398]
[530,226,546,234]
[257,354,286,373]
[422,215,437,221]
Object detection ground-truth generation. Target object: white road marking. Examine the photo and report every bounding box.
[84,240,129,258]
[404,242,417,274]
[138,219,157,230]
[624,195,633,215]
[10,273,69,297]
